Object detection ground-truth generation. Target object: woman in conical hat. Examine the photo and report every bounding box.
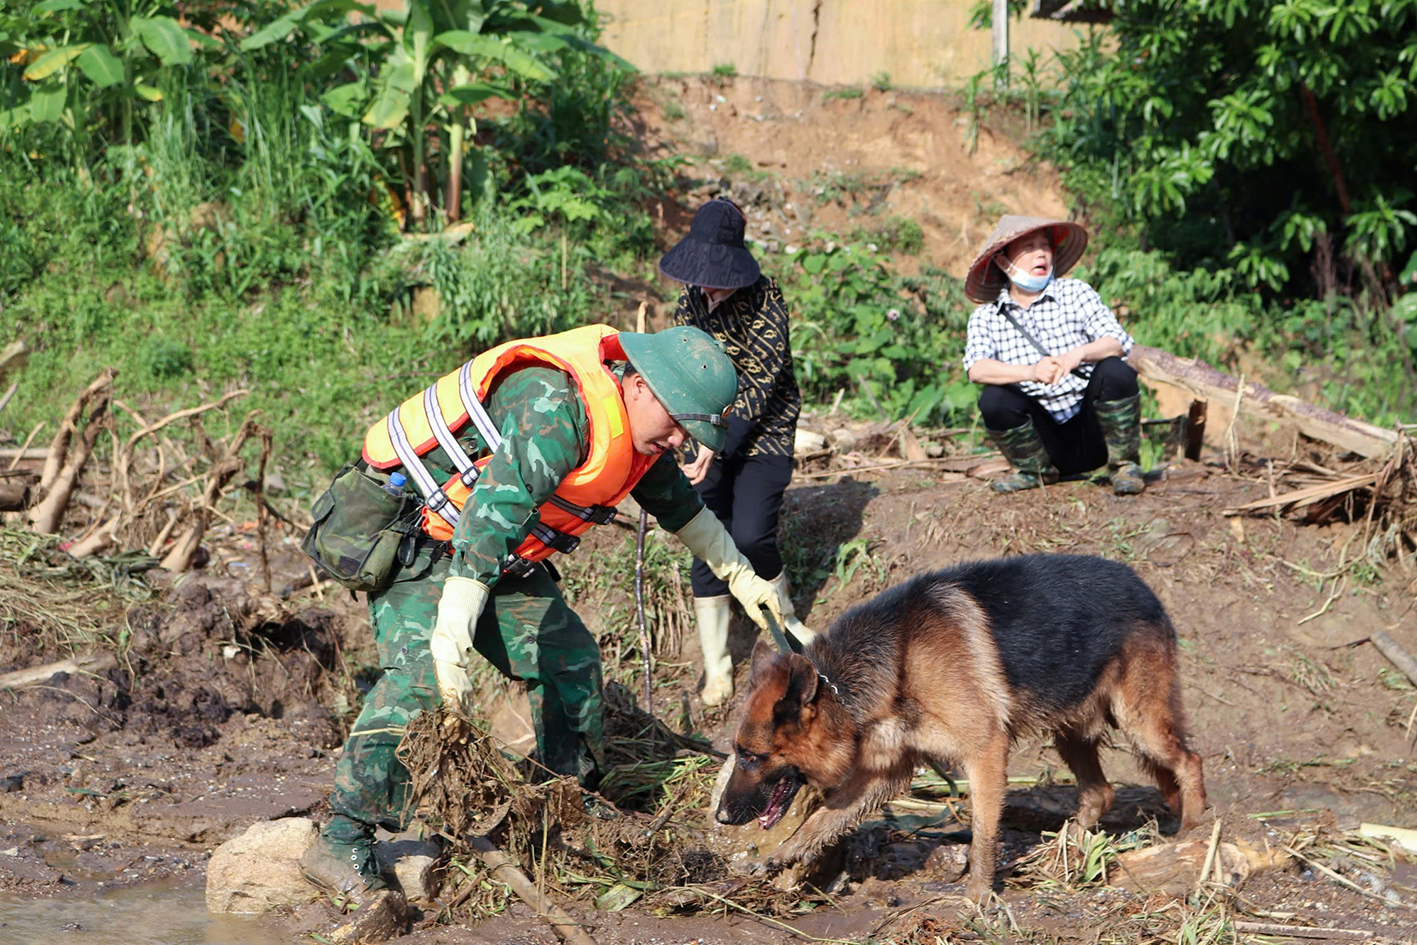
[659,197,814,707]
[961,215,1147,495]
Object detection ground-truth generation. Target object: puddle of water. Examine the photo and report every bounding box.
[0,882,290,945]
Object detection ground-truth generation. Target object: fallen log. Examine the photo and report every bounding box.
[38,369,115,494]
[0,339,27,383]
[0,447,49,462]
[1128,345,1398,459]
[0,653,118,690]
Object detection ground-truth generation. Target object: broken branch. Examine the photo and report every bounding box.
[38,369,115,494]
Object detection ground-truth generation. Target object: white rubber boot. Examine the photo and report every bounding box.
[770,571,817,647]
[695,594,735,707]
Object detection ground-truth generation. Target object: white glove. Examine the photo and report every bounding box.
[429,576,490,710]
[674,507,785,632]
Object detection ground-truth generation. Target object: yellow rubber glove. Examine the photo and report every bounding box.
[429,576,490,710]
[674,507,785,631]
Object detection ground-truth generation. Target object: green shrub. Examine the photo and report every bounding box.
[784,244,975,425]
[136,338,194,380]
[852,217,925,256]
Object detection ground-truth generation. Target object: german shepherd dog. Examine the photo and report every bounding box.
[716,553,1206,900]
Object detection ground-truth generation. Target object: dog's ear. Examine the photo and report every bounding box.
[747,638,777,677]
[780,653,820,710]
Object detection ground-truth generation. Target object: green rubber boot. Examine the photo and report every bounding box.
[1096,394,1146,496]
[986,419,1060,494]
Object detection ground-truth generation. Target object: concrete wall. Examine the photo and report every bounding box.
[593,0,1084,86]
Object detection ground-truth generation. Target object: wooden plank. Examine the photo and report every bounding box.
[1128,345,1397,459]
[1223,473,1376,515]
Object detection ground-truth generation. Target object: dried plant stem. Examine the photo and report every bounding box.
[467,834,599,945]
[114,388,248,517]
[6,422,45,472]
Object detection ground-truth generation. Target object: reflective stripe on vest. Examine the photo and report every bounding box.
[361,325,652,562]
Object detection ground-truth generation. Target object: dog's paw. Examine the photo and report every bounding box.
[771,862,810,892]
[727,857,768,878]
[763,849,799,873]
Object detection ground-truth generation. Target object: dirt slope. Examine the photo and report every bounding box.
[632,74,1068,280]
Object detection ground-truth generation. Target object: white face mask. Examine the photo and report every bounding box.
[998,256,1053,293]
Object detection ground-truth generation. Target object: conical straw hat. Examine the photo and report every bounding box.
[964,215,1089,304]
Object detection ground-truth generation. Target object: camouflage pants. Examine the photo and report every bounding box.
[326,547,604,835]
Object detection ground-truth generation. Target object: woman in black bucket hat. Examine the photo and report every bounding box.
[660,197,815,707]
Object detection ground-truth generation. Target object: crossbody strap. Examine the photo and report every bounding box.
[998,306,1089,380]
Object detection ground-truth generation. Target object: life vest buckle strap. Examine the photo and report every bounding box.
[545,494,618,525]
[530,522,581,555]
[502,554,538,578]
[425,488,453,512]
[458,467,479,488]
[583,504,618,525]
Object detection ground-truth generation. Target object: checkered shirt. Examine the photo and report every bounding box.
[962,278,1134,423]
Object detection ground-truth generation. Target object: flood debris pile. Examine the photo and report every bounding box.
[0,524,153,660]
[393,682,840,931]
[1224,434,1417,569]
[1,527,343,752]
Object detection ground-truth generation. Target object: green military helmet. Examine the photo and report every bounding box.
[618,325,738,452]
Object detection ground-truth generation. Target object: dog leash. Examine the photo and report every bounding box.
[760,606,840,697]
[760,606,802,654]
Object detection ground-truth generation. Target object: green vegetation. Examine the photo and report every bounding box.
[3,0,1413,505]
[870,71,892,93]
[823,86,863,101]
[851,216,925,256]
[721,152,754,175]
[783,243,975,425]
[710,62,736,78]
[962,0,1417,425]
[1,0,668,481]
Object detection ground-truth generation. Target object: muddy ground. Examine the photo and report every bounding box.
[3,76,1416,944]
[2,444,1416,943]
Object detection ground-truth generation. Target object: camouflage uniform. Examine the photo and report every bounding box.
[325,366,703,839]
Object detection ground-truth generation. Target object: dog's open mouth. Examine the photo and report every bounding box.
[756,771,803,829]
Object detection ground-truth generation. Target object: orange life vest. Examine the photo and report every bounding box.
[361,324,656,570]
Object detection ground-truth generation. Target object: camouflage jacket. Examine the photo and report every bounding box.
[409,365,703,585]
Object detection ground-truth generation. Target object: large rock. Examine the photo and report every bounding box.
[206,817,318,914]
[329,890,408,943]
[374,838,444,902]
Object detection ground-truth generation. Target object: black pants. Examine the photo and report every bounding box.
[690,451,794,598]
[977,357,1139,476]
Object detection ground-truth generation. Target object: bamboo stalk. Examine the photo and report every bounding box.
[466,834,598,945]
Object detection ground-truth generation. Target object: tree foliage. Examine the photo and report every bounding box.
[1049,0,1417,297]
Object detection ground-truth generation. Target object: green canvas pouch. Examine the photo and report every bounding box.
[301,464,413,592]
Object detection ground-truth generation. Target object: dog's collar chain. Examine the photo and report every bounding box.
[817,671,840,697]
